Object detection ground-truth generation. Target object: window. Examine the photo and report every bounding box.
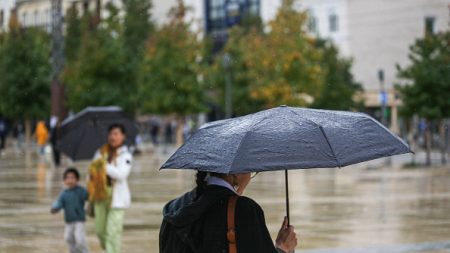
[328,10,338,32]
[206,0,260,52]
[425,16,435,35]
[206,0,260,33]
[34,10,38,26]
[22,12,27,26]
[45,9,50,25]
[248,0,259,15]
[0,10,4,28]
[308,16,317,32]
[307,10,317,33]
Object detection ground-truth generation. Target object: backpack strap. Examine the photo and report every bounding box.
[227,195,239,253]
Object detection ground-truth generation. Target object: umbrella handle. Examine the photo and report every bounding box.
[285,169,290,226]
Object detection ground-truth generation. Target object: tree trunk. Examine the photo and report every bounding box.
[407,118,417,165]
[24,118,32,149]
[175,116,185,147]
[425,120,432,166]
[439,120,447,165]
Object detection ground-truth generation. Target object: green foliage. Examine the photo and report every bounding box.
[0,24,51,120]
[63,1,153,114]
[122,0,153,59]
[122,0,154,111]
[312,39,363,110]
[205,27,265,116]
[63,6,130,112]
[396,31,450,120]
[206,0,324,115]
[65,5,82,62]
[138,1,207,115]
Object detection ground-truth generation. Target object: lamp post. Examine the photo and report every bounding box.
[222,53,232,118]
[378,69,391,166]
[378,69,387,126]
[51,0,65,122]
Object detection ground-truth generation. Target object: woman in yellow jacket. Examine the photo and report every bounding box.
[35,121,49,155]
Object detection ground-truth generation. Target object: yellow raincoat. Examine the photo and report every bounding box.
[35,121,48,146]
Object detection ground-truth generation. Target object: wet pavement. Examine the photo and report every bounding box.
[0,148,449,253]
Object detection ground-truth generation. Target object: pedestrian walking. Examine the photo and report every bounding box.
[0,118,6,150]
[159,171,297,253]
[150,118,160,145]
[164,121,173,145]
[51,121,62,167]
[35,121,49,155]
[13,122,24,152]
[51,168,90,253]
[88,123,132,253]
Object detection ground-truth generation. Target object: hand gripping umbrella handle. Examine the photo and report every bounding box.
[285,169,290,226]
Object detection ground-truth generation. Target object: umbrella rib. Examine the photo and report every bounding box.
[318,126,341,168]
[228,116,268,174]
[365,115,412,152]
[287,107,322,128]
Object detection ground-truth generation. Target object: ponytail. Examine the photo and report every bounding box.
[195,171,208,200]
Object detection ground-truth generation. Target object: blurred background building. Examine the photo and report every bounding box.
[1,0,449,123]
[191,0,450,129]
[0,0,179,31]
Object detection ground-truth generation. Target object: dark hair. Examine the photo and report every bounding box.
[195,171,208,200]
[63,167,80,181]
[108,123,126,135]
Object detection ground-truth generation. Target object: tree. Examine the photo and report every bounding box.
[122,0,153,113]
[205,27,265,116]
[0,14,51,143]
[312,39,363,110]
[65,4,82,63]
[206,0,324,116]
[139,0,207,144]
[396,31,450,165]
[63,4,130,112]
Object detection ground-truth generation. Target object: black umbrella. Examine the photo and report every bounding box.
[161,106,412,223]
[59,106,138,160]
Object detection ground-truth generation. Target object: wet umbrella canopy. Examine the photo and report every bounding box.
[59,106,138,161]
[162,106,411,172]
[161,106,412,222]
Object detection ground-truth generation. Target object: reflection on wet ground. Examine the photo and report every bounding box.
[0,149,449,253]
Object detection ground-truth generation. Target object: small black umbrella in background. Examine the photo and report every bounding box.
[59,106,138,161]
[161,106,412,223]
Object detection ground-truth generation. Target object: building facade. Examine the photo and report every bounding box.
[261,0,449,108]
[1,0,180,33]
[0,0,16,32]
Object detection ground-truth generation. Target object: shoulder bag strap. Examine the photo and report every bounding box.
[227,195,239,253]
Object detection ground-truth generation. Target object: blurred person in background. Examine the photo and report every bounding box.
[13,122,24,153]
[0,117,6,151]
[35,121,49,155]
[51,121,62,167]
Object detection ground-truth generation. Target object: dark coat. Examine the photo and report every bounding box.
[160,185,279,253]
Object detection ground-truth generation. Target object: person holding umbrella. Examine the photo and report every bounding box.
[88,123,132,253]
[159,106,412,253]
[159,171,298,253]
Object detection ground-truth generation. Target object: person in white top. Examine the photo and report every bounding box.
[91,123,132,253]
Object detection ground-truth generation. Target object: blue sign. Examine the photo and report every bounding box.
[379,91,387,106]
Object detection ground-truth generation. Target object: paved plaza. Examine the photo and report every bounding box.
[0,148,449,253]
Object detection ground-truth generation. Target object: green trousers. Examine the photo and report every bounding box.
[94,202,125,253]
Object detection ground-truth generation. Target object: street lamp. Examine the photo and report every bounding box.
[222,53,232,118]
[378,69,391,166]
[378,69,387,126]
